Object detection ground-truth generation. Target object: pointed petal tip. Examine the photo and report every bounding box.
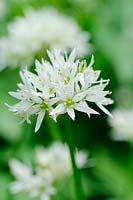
[91,54,94,60]
[108,112,113,118]
[87,113,90,118]
[4,102,9,107]
[8,91,14,96]
[35,111,45,133]
[46,49,50,54]
[67,108,75,120]
[35,59,40,66]
[69,115,75,120]
[35,128,38,133]
[97,103,113,117]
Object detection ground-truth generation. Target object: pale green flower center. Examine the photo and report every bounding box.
[66,98,75,106]
[39,184,47,192]
[49,87,54,93]
[64,76,70,84]
[40,100,48,109]
[77,60,86,73]
[78,67,83,73]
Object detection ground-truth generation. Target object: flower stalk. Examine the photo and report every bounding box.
[46,115,63,141]
[65,116,85,200]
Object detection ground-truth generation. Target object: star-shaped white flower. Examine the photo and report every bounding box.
[9,159,56,200]
[7,49,113,132]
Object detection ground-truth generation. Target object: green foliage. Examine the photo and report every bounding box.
[0,0,132,199]
[93,148,133,199]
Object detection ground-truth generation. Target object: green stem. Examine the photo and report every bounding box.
[129,141,133,171]
[65,117,85,200]
[46,115,63,141]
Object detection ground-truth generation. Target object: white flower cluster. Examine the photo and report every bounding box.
[108,108,133,141]
[7,49,113,132]
[36,142,88,178]
[0,7,90,70]
[9,142,88,200]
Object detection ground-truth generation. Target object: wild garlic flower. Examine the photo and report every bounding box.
[36,142,88,179]
[9,159,56,200]
[0,7,90,69]
[7,49,113,132]
[108,108,133,141]
[9,142,87,199]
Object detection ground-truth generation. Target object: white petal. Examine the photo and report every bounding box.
[79,73,85,87]
[88,54,94,68]
[50,104,65,116]
[67,48,76,64]
[35,111,45,132]
[74,90,88,102]
[10,182,24,193]
[9,159,31,180]
[75,101,99,117]
[67,108,75,120]
[97,103,112,117]
[9,92,22,100]
[35,59,41,68]
[102,98,114,105]
[41,194,50,200]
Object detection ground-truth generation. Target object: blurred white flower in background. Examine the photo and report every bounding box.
[7,49,113,132]
[0,7,90,70]
[9,159,56,200]
[36,142,88,178]
[114,87,133,109]
[9,142,88,199]
[108,108,133,141]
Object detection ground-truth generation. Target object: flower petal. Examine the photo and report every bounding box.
[67,108,75,120]
[50,104,65,116]
[41,194,50,200]
[9,159,32,180]
[75,101,99,117]
[35,111,45,132]
[97,103,112,117]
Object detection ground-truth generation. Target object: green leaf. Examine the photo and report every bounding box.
[0,69,23,143]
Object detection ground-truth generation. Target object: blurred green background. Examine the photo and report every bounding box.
[0,0,132,199]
